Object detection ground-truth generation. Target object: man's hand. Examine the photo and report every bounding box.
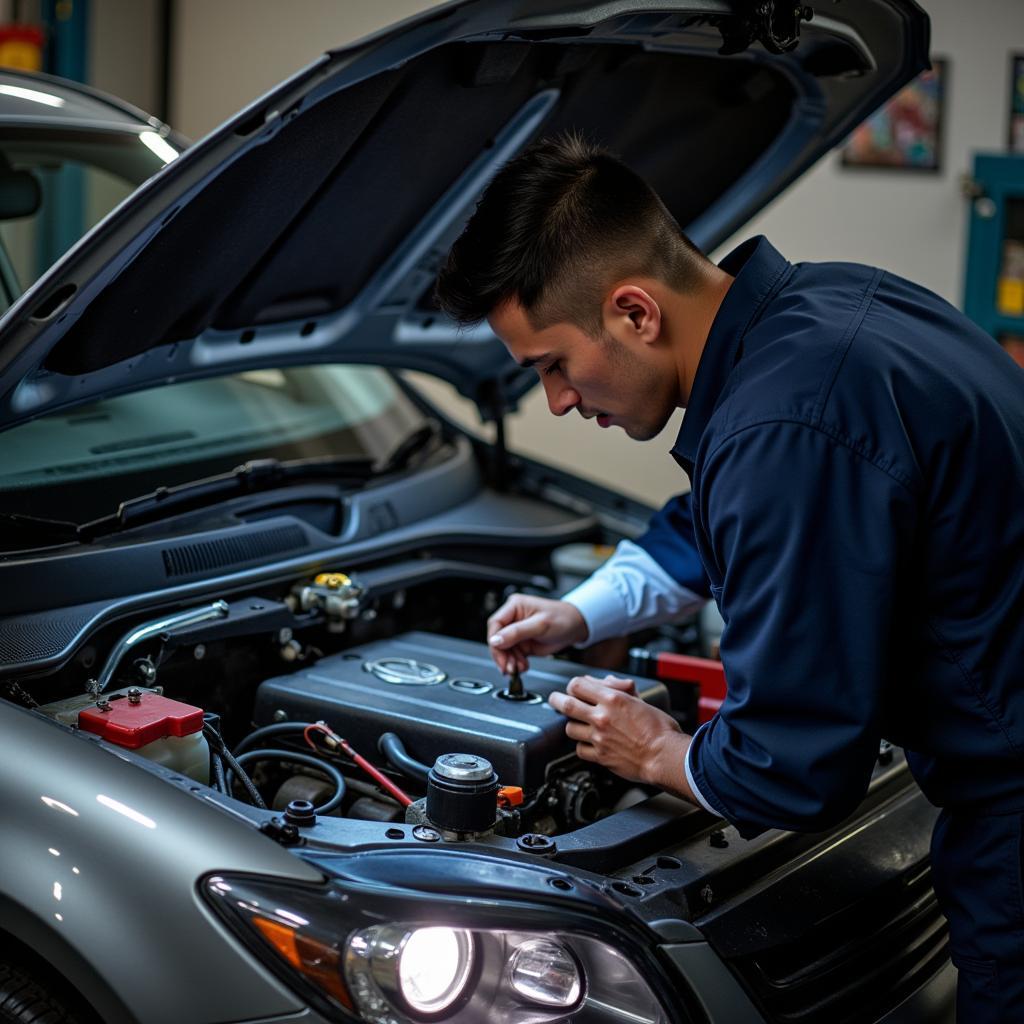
[487,594,589,674]
[549,674,697,802]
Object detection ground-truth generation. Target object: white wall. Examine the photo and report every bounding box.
[89,0,163,116]
[162,1,1024,505]
[169,0,429,138]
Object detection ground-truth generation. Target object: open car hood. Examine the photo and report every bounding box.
[0,0,928,427]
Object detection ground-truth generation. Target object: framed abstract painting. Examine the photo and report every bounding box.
[841,60,946,171]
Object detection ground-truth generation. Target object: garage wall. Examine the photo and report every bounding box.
[168,0,428,139]
[161,0,1024,505]
[88,0,163,116]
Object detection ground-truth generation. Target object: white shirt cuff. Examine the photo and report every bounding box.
[562,539,706,646]
[562,574,630,646]
[685,724,719,815]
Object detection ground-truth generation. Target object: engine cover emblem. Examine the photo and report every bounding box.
[364,657,446,686]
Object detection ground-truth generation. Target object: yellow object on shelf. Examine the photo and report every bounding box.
[0,25,44,72]
[997,277,1024,316]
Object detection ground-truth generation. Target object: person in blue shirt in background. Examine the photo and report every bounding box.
[435,134,1024,1022]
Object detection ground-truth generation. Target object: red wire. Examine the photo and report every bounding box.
[303,722,413,808]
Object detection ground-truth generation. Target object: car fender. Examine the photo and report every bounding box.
[0,700,324,1024]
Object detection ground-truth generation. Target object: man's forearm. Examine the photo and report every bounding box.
[646,729,700,804]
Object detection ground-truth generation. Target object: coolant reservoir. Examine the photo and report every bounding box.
[43,688,209,784]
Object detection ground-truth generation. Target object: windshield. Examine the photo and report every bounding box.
[0,364,427,522]
[0,126,176,312]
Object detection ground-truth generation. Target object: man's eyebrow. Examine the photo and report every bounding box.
[517,352,550,369]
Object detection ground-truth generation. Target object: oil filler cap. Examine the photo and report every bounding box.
[426,754,499,834]
[433,753,494,782]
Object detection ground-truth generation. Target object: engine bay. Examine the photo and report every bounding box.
[11,561,712,845]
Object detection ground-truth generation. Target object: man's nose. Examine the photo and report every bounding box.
[542,376,579,417]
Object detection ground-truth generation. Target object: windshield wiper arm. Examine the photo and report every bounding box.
[0,511,83,544]
[71,424,441,539]
[81,455,378,537]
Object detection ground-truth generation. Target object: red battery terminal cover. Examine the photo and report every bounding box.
[78,692,204,749]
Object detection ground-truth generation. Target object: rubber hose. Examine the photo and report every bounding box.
[379,732,430,782]
[230,749,346,815]
[234,721,316,756]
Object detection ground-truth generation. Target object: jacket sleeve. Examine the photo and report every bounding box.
[687,421,916,837]
[633,492,712,598]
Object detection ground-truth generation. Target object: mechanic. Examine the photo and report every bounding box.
[434,134,1024,1021]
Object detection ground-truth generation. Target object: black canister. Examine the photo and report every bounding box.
[426,753,499,834]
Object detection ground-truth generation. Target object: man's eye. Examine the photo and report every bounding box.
[543,361,561,377]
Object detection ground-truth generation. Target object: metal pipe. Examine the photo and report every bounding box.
[92,600,229,693]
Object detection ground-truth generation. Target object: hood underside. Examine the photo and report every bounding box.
[0,0,928,426]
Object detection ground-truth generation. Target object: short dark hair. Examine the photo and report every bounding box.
[435,133,706,335]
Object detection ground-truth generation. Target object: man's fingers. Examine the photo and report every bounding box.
[549,690,598,722]
[567,674,633,705]
[487,636,531,676]
[601,674,637,695]
[488,614,543,650]
[564,720,590,742]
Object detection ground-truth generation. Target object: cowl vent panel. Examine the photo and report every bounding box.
[161,524,307,578]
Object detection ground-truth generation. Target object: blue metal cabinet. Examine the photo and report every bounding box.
[964,153,1024,363]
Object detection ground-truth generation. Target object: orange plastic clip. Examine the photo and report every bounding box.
[498,785,524,808]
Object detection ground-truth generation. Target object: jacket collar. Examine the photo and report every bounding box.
[671,236,791,472]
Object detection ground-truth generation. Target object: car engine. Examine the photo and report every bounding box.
[23,566,689,842]
[251,630,669,837]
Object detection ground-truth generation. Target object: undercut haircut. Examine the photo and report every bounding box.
[435,133,707,335]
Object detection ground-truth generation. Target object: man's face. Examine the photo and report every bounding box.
[487,298,677,441]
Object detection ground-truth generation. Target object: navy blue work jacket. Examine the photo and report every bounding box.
[636,237,1024,838]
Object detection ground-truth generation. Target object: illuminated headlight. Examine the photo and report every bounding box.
[346,925,476,1019]
[204,874,674,1024]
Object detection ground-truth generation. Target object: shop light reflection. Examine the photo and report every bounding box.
[41,796,79,816]
[96,794,156,829]
[139,130,179,165]
[0,84,65,107]
[274,909,309,928]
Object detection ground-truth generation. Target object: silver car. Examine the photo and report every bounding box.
[0,3,953,1023]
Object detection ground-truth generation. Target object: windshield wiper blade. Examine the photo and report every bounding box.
[376,423,440,475]
[0,511,82,544]
[81,455,378,537]
[75,423,441,539]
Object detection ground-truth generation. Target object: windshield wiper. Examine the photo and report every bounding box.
[80,423,441,539]
[376,423,439,475]
[0,511,83,545]
[82,454,378,537]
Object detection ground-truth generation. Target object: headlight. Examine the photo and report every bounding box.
[346,924,477,1019]
[507,938,581,1007]
[204,874,678,1023]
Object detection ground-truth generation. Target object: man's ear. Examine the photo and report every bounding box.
[605,284,661,345]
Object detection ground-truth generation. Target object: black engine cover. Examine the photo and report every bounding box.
[253,631,669,791]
